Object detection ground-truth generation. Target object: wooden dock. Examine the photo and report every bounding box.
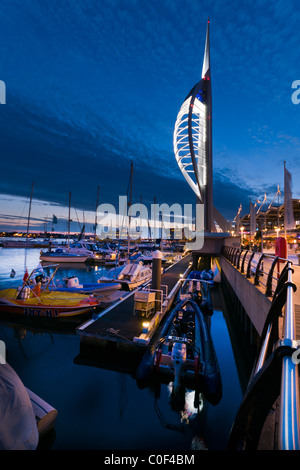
[76,254,192,352]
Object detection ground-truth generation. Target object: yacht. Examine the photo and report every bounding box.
[100,261,152,290]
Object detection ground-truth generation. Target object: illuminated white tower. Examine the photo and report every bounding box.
[174,19,213,232]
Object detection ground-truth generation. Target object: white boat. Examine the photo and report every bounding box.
[2,238,50,248]
[66,241,98,261]
[0,363,57,450]
[1,183,50,249]
[26,388,58,440]
[48,275,122,296]
[100,262,152,290]
[97,243,118,261]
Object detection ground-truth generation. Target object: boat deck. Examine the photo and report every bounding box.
[76,254,192,349]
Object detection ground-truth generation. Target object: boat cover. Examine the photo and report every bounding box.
[0,363,39,450]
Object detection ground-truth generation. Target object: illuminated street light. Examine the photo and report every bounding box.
[173,19,213,232]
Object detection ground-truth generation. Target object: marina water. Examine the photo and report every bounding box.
[0,246,254,450]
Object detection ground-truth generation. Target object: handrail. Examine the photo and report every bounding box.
[222,246,290,298]
[278,262,300,450]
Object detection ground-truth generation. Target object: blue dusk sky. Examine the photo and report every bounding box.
[0,0,299,232]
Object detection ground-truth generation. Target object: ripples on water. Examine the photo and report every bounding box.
[0,246,249,450]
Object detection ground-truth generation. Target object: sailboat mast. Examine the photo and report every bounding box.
[26,182,34,241]
[95,185,100,241]
[284,161,286,239]
[127,162,133,256]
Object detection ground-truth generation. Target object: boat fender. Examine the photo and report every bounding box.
[172,342,187,364]
[154,348,162,373]
[172,343,187,393]
[17,286,30,300]
[67,277,82,288]
[33,282,41,296]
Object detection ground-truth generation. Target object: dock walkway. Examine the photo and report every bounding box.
[291,262,300,339]
[76,254,192,349]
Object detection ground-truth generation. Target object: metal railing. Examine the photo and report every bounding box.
[279,262,300,450]
[225,248,300,450]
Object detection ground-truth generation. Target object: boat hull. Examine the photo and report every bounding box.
[2,240,50,248]
[26,388,58,438]
[51,282,122,296]
[136,298,222,405]
[178,270,214,315]
[117,277,152,291]
[0,289,100,317]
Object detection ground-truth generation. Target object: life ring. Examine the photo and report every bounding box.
[275,237,287,261]
[194,354,200,385]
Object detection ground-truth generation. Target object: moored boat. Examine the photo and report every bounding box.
[48,275,122,296]
[136,298,222,405]
[178,269,214,315]
[0,362,57,450]
[0,284,101,317]
[100,262,152,290]
[40,248,90,263]
[2,238,50,248]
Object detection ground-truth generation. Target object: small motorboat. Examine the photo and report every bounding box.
[26,388,58,441]
[136,298,222,405]
[97,243,118,261]
[100,262,152,291]
[0,287,101,317]
[130,251,167,266]
[178,270,214,315]
[49,275,122,296]
[0,363,57,450]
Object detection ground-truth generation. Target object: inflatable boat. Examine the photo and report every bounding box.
[136,298,222,405]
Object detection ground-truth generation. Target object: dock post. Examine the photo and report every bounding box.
[152,250,162,312]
